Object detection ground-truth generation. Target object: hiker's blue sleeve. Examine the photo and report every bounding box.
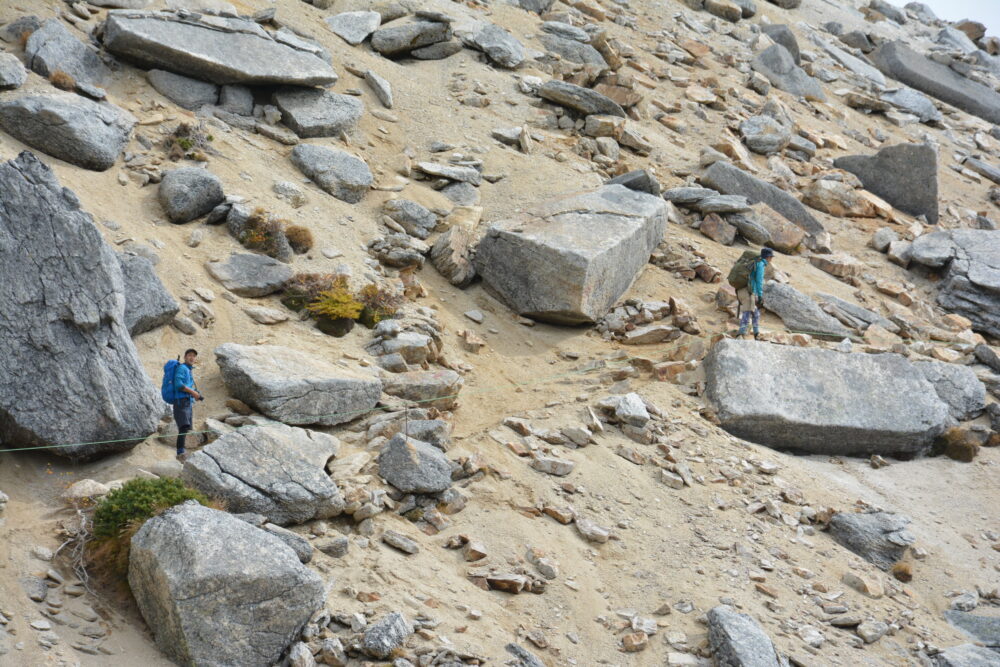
[174,365,193,392]
[751,262,765,297]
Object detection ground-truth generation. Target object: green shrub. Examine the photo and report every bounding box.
[239,207,287,258]
[357,283,403,327]
[93,477,208,540]
[306,276,363,321]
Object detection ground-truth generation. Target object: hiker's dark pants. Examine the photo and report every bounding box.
[173,398,193,455]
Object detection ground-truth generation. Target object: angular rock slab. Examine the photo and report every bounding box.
[326,11,381,45]
[933,644,1000,667]
[0,152,161,460]
[377,434,452,494]
[943,611,1000,650]
[25,19,112,86]
[272,88,363,139]
[0,53,27,90]
[0,94,135,171]
[871,41,1000,125]
[464,22,525,68]
[707,605,789,667]
[914,361,986,421]
[119,252,179,336]
[159,167,225,223]
[129,502,325,667]
[762,283,852,339]
[474,185,667,324]
[291,144,372,204]
[834,143,938,224]
[381,369,463,410]
[183,423,344,525]
[206,253,293,297]
[371,19,452,56]
[537,80,625,117]
[829,511,914,570]
[909,230,1000,338]
[101,11,338,86]
[752,44,826,101]
[147,69,219,110]
[704,339,951,455]
[215,343,382,426]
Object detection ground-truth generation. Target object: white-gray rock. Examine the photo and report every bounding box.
[25,19,111,86]
[272,88,363,138]
[147,69,219,109]
[913,360,986,421]
[762,282,852,339]
[119,252,179,335]
[206,253,293,297]
[752,44,826,101]
[159,168,225,223]
[0,53,27,90]
[464,22,526,68]
[829,511,915,570]
[326,11,382,45]
[291,144,372,204]
[362,612,413,658]
[377,434,453,494]
[707,605,789,667]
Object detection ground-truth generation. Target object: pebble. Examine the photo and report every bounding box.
[856,620,888,643]
[464,310,485,323]
[382,530,420,555]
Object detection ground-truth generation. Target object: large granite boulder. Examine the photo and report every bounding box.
[474,185,666,324]
[129,502,325,667]
[118,252,179,336]
[158,167,225,223]
[377,434,453,494]
[290,144,372,204]
[762,283,852,339]
[943,611,1000,651]
[828,510,915,570]
[704,339,951,455]
[0,94,135,171]
[205,253,293,297]
[0,152,161,460]
[914,360,986,421]
[870,41,1000,125]
[908,230,1000,338]
[272,88,363,138]
[100,11,338,86]
[700,162,824,243]
[752,44,826,101]
[215,343,382,426]
[707,606,789,667]
[371,18,452,56]
[183,424,344,525]
[834,143,938,224]
[933,644,1000,667]
[25,19,111,85]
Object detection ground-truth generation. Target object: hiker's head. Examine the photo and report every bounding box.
[183,349,198,365]
[760,248,774,263]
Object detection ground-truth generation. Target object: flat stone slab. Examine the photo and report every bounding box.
[762,283,852,339]
[834,143,938,224]
[326,11,381,45]
[474,185,667,324]
[215,343,382,426]
[371,19,452,56]
[0,94,135,172]
[206,253,293,297]
[538,80,625,117]
[291,144,372,204]
[101,10,338,86]
[25,19,111,86]
[705,339,951,455]
[147,69,219,109]
[272,87,363,138]
[752,44,826,101]
[870,41,1000,125]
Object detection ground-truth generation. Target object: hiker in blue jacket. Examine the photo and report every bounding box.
[172,349,202,462]
[737,248,773,339]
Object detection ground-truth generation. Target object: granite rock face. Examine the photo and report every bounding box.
[474,185,667,324]
[707,605,789,667]
[829,511,915,570]
[704,339,951,455]
[0,152,161,460]
[118,253,179,336]
[834,143,938,224]
[25,19,112,85]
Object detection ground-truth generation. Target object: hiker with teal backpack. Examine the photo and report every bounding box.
[161,349,203,462]
[727,248,773,339]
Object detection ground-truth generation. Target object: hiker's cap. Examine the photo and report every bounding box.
[760,248,774,259]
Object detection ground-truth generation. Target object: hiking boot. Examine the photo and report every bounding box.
[754,332,760,340]
[176,452,187,463]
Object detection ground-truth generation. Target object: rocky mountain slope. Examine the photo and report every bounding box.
[0,0,999,665]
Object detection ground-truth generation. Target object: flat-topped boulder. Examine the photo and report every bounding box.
[129,502,325,667]
[272,88,363,138]
[908,230,1000,338]
[215,343,382,426]
[762,283,852,339]
[704,339,951,455]
[0,152,161,460]
[474,185,667,324]
[371,18,452,56]
[206,253,293,297]
[100,10,338,86]
[377,434,453,494]
[0,94,135,171]
[834,143,938,224]
[870,41,1000,125]
[159,167,225,223]
[183,424,344,525]
[291,144,372,204]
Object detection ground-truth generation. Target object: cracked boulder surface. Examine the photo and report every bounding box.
[129,501,325,666]
[908,230,1000,338]
[0,151,161,460]
[182,423,344,525]
[913,360,986,422]
[214,342,382,426]
[474,184,667,324]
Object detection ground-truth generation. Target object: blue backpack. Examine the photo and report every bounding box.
[161,360,183,405]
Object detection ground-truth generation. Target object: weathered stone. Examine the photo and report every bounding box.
[465,22,525,68]
[829,511,915,570]
[364,70,393,109]
[908,231,1000,338]
[766,0,801,7]
[219,84,253,115]
[872,227,899,252]
[975,344,1000,373]
[291,144,372,204]
[410,39,463,60]
[129,502,324,667]
[752,44,826,101]
[700,215,737,245]
[538,80,626,117]
[119,253,179,336]
[215,344,381,426]
[0,53,27,90]
[273,88,363,139]
[761,25,799,63]
[539,35,606,67]
[606,169,661,195]
[943,611,1000,650]
[934,643,1000,667]
[0,153,161,460]
[159,168,225,223]
[809,34,886,87]
[206,253,293,297]
[183,424,343,525]
[25,19,111,86]
[740,115,791,155]
[430,225,477,287]
[817,293,899,333]
[383,199,436,239]
[870,41,1000,125]
[101,11,338,86]
[381,369,462,410]
[880,87,942,124]
[326,11,381,45]
[363,612,412,658]
[707,606,788,667]
[0,94,135,172]
[700,162,824,241]
[963,158,1000,186]
[414,161,482,185]
[801,180,877,217]
[475,185,666,324]
[937,26,978,54]
[371,19,452,56]
[147,69,218,110]
[377,434,452,494]
[705,339,951,455]
[834,143,938,224]
[692,195,751,215]
[914,361,986,421]
[762,283,852,339]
